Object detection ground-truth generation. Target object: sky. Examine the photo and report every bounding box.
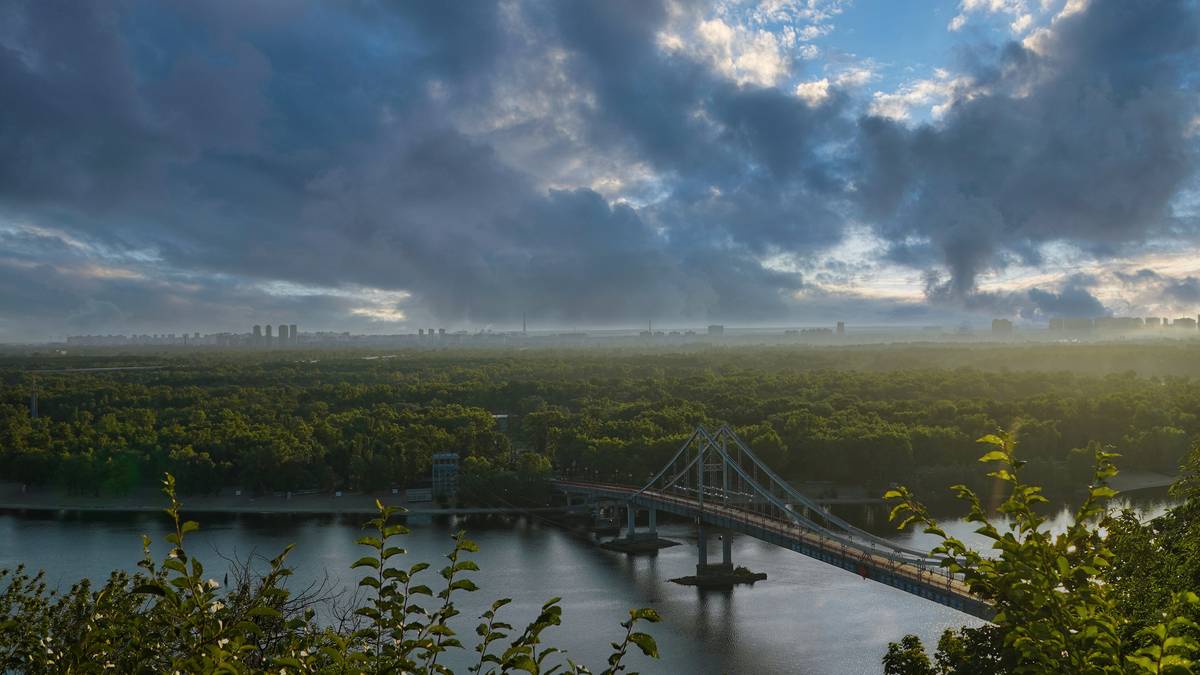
[1,0,1198,341]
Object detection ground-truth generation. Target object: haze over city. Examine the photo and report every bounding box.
[1,0,1198,342]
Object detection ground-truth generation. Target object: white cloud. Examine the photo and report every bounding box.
[262,282,413,323]
[796,24,830,41]
[696,18,790,87]
[794,78,830,104]
[869,70,975,121]
[792,61,875,105]
[350,306,407,322]
[657,0,854,87]
[948,0,1042,34]
[834,64,877,88]
[1021,0,1090,54]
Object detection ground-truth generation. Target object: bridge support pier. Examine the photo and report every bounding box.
[598,504,679,553]
[679,524,762,586]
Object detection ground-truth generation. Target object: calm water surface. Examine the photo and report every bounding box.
[0,490,1174,674]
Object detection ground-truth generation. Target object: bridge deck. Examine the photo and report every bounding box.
[555,480,990,619]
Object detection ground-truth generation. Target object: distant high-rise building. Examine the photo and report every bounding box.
[1054,317,1093,331]
[253,325,262,338]
[1096,317,1142,331]
[992,318,1013,334]
[264,324,273,347]
[276,324,288,346]
[707,324,724,336]
[1174,317,1197,329]
[432,452,459,498]
[289,324,297,340]
[836,321,845,336]
[418,329,425,336]
[439,328,446,336]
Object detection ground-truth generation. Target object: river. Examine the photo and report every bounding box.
[0,489,1176,674]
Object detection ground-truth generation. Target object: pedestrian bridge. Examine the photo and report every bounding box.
[553,425,990,620]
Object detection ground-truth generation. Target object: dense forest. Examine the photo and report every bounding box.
[5,343,1200,672]
[2,343,1199,499]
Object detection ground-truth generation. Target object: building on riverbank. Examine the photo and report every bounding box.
[432,452,459,499]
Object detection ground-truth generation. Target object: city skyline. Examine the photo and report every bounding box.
[1,0,1198,341]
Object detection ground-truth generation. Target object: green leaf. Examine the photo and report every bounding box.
[351,556,380,569]
[234,620,263,636]
[629,608,662,622]
[454,560,481,573]
[446,578,479,593]
[978,450,1008,463]
[506,654,538,673]
[247,606,282,619]
[1056,556,1070,577]
[383,524,410,538]
[977,434,1005,448]
[132,582,165,596]
[628,632,660,658]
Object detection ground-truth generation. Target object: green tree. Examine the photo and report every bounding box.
[885,431,1200,674]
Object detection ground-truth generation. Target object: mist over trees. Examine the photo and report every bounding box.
[3,345,1199,500]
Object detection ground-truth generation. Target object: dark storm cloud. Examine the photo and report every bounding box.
[0,0,1198,338]
[1026,283,1108,320]
[0,0,852,332]
[857,0,1200,304]
[1115,268,1200,307]
[550,0,854,255]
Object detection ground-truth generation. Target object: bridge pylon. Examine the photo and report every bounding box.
[553,426,989,616]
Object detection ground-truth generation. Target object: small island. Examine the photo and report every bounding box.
[670,564,767,588]
[600,536,681,553]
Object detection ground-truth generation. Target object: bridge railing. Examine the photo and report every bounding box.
[635,486,963,593]
[558,479,965,595]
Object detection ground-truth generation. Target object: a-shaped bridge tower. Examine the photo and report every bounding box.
[554,425,989,619]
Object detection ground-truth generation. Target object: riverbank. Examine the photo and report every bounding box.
[1109,471,1178,493]
[0,482,568,516]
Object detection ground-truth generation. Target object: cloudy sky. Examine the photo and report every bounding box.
[1,0,1198,340]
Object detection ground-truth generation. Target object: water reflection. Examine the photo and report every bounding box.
[0,487,1174,674]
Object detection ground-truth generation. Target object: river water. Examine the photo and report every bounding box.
[0,490,1175,674]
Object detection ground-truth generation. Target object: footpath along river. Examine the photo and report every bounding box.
[0,488,1175,674]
